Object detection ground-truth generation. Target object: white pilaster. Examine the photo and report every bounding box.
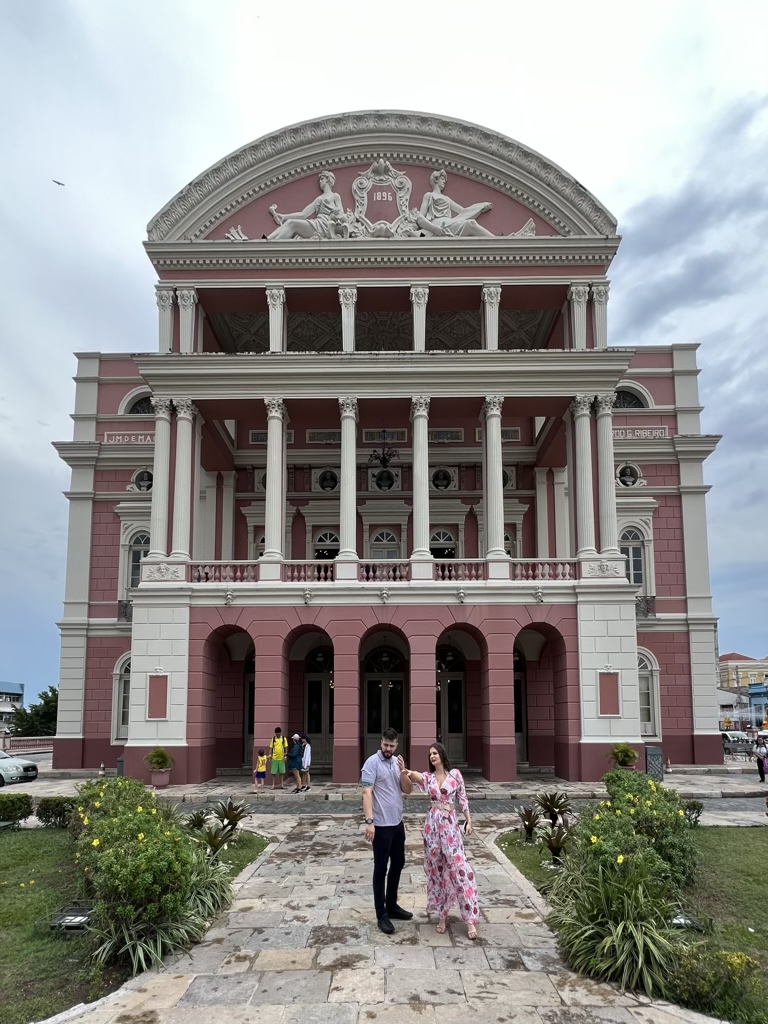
[568,284,589,351]
[483,395,506,559]
[266,287,286,353]
[591,282,609,351]
[262,398,286,571]
[339,288,357,354]
[156,285,174,355]
[170,398,197,560]
[177,288,197,355]
[552,467,569,558]
[534,467,550,558]
[410,286,429,352]
[482,285,501,351]
[410,395,431,569]
[148,396,173,559]
[570,395,596,555]
[595,392,620,553]
[337,397,359,568]
[199,470,218,561]
[220,471,236,560]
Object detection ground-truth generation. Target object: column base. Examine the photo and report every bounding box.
[258,561,282,582]
[334,558,359,581]
[168,552,190,562]
[486,555,511,580]
[410,555,434,581]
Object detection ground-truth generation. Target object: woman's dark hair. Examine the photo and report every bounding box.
[427,741,452,773]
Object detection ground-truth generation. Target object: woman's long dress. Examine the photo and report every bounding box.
[420,769,479,924]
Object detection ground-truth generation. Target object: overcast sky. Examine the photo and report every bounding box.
[0,0,766,702]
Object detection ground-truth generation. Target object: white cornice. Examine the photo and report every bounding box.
[133,350,634,400]
[146,110,619,243]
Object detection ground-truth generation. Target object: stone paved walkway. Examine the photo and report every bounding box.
[49,813,729,1024]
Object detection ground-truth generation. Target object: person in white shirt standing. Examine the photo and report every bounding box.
[300,734,312,792]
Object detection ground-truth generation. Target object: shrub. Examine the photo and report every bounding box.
[0,792,34,823]
[70,777,149,837]
[538,823,569,864]
[668,947,763,1023]
[193,822,235,859]
[683,799,704,827]
[143,747,174,771]
[608,742,639,767]
[516,805,541,841]
[185,809,210,831]
[36,796,75,828]
[187,846,234,919]
[547,849,684,997]
[535,791,573,826]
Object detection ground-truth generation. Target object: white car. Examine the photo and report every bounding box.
[0,750,38,786]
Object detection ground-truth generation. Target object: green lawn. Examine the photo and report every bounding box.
[0,826,270,1024]
[496,830,559,889]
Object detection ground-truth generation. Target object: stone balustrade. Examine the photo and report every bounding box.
[433,560,487,581]
[510,559,579,581]
[358,561,411,582]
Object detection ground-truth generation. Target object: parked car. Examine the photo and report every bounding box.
[0,750,38,786]
[721,731,750,744]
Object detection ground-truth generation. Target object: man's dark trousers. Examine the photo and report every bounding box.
[371,821,405,918]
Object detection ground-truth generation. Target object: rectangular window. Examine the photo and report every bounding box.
[306,429,341,444]
[428,428,464,444]
[249,429,294,444]
[475,427,521,442]
[363,429,407,444]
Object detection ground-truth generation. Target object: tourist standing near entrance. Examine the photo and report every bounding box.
[288,733,303,793]
[269,727,288,790]
[361,727,414,934]
[753,735,768,783]
[403,741,479,940]
[300,734,312,792]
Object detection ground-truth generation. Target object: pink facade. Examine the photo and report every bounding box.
[52,112,722,784]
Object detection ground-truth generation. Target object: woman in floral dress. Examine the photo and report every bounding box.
[403,742,479,939]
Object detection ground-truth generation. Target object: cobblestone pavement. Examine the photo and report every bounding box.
[51,813,734,1024]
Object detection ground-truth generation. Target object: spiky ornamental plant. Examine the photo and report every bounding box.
[538,823,570,864]
[516,805,542,841]
[535,791,573,826]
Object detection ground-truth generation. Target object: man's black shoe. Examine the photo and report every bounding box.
[387,905,413,920]
[377,915,395,934]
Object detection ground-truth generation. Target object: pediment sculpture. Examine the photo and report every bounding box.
[223,163,537,241]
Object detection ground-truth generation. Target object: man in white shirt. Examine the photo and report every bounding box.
[361,727,414,934]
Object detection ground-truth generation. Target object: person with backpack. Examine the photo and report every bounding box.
[288,733,303,793]
[268,727,289,790]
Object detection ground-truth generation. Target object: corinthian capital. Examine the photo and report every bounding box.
[338,287,357,309]
[338,396,358,420]
[176,288,197,309]
[595,392,617,415]
[591,282,610,305]
[482,285,501,307]
[410,286,429,309]
[266,287,285,310]
[483,395,504,418]
[174,398,198,420]
[155,285,174,310]
[570,394,593,417]
[150,395,173,419]
[264,397,286,419]
[567,284,589,305]
[410,395,430,418]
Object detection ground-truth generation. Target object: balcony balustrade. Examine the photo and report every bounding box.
[510,559,578,581]
[190,562,260,583]
[283,560,335,583]
[433,560,486,581]
[359,561,411,582]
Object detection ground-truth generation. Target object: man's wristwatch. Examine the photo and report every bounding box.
[364,817,374,825]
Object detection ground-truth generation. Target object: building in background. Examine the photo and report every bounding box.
[0,681,25,730]
[51,112,723,783]
[718,652,768,690]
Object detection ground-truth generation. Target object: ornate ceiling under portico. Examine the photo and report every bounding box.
[146,110,619,245]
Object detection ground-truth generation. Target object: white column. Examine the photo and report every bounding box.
[156,285,174,355]
[148,396,173,559]
[410,396,431,565]
[595,393,619,553]
[262,398,286,565]
[170,398,197,560]
[410,286,429,352]
[483,396,506,558]
[177,288,197,355]
[338,397,359,562]
[591,282,609,350]
[552,467,569,558]
[482,285,501,351]
[568,284,589,351]
[339,288,357,354]
[534,467,550,558]
[266,287,285,353]
[570,395,596,555]
[221,471,236,560]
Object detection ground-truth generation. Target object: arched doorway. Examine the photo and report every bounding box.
[363,646,407,759]
[514,649,528,762]
[435,645,466,763]
[430,528,456,559]
[304,647,334,765]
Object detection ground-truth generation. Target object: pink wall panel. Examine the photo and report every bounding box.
[652,495,686,598]
[89,501,121,614]
[82,636,131,739]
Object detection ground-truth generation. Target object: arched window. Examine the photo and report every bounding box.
[127,395,154,415]
[638,651,660,738]
[620,528,644,586]
[430,529,456,559]
[614,389,646,409]
[314,530,339,560]
[364,648,404,673]
[115,658,131,740]
[128,533,150,589]
[371,529,400,559]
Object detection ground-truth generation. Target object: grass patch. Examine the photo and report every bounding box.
[0,829,129,1024]
[496,830,556,889]
[217,829,269,877]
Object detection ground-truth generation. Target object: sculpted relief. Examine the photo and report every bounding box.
[224,161,537,242]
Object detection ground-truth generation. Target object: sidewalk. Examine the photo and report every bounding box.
[49,811,728,1024]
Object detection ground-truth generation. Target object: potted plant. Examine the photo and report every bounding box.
[143,747,174,788]
[608,742,639,770]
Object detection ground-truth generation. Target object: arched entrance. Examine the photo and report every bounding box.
[435,645,466,763]
[514,649,528,762]
[304,646,334,766]
[362,646,408,759]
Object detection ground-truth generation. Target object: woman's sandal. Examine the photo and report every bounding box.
[467,925,478,940]
[436,918,447,934]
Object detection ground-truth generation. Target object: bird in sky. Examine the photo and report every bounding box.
[52,179,65,186]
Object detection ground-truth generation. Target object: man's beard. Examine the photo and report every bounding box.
[382,750,394,758]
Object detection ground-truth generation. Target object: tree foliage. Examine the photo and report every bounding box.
[10,685,58,736]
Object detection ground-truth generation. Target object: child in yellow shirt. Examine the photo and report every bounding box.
[253,749,267,794]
